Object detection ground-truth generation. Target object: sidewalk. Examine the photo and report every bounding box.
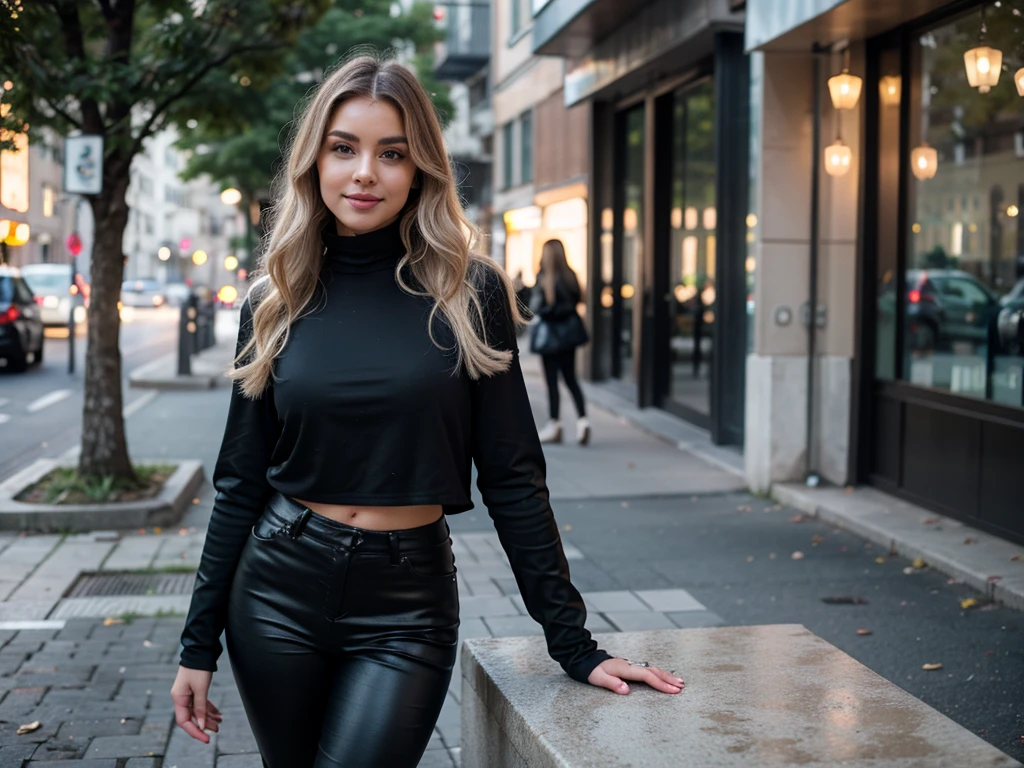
[0,337,1020,765]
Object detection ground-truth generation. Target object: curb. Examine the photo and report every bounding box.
[128,352,220,390]
[0,459,206,532]
[773,483,1024,611]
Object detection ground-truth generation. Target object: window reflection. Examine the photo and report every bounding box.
[898,7,1024,406]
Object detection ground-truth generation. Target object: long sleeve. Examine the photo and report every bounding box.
[534,279,581,320]
[471,267,612,683]
[179,296,279,671]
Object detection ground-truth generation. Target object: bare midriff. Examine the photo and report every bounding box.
[292,499,443,531]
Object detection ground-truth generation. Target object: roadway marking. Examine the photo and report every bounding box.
[60,390,160,460]
[26,389,73,413]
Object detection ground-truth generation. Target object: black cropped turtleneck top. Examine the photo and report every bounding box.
[179,221,611,683]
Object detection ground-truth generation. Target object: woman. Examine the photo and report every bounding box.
[531,239,591,445]
[170,55,683,768]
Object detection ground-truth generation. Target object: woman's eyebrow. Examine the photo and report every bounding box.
[325,130,408,146]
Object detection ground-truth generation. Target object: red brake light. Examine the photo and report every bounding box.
[0,306,21,325]
[69,284,79,296]
[909,289,921,304]
[34,296,45,305]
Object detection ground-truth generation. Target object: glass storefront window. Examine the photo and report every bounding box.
[897,6,1024,407]
[620,104,645,382]
[668,80,716,415]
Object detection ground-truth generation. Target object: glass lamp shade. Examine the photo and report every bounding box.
[824,140,852,177]
[1015,67,1024,96]
[963,46,1002,93]
[911,144,938,180]
[827,70,863,110]
[879,76,902,106]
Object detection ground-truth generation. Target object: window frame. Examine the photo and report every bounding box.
[520,110,533,185]
[502,121,515,190]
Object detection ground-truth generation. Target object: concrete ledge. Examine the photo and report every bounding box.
[128,352,222,390]
[461,626,1021,768]
[0,458,205,532]
[774,484,1024,611]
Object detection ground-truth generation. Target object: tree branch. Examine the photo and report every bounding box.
[52,0,104,132]
[42,96,83,130]
[128,40,289,158]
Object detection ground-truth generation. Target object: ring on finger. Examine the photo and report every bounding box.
[623,659,651,668]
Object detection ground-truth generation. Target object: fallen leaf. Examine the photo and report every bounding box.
[960,598,978,610]
[856,629,872,636]
[153,527,163,534]
[179,528,188,535]
[963,537,977,545]
[562,524,572,532]
[843,486,854,494]
[875,557,886,564]
[16,721,40,735]
[103,617,124,626]
[137,529,146,535]
[788,515,805,524]
[912,558,926,569]
[922,663,943,671]
[791,551,805,560]
[180,553,187,559]
[192,498,200,504]
[923,518,940,525]
[1011,555,1021,562]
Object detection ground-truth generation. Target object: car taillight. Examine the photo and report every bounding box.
[909,289,921,304]
[0,306,20,325]
[34,296,45,305]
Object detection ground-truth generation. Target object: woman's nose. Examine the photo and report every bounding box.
[353,155,376,184]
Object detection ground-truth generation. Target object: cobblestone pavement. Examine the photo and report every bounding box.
[0,529,725,767]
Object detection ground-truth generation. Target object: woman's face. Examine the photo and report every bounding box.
[317,97,418,236]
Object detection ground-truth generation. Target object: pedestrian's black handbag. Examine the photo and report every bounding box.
[529,313,590,355]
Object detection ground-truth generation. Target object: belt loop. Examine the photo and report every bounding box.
[288,508,312,539]
[388,532,401,566]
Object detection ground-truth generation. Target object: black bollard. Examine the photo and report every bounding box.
[178,294,198,375]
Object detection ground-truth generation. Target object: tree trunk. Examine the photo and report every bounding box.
[78,156,135,482]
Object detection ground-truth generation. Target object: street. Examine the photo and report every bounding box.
[0,318,1019,766]
[0,307,180,480]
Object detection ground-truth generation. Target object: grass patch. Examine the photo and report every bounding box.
[16,463,177,505]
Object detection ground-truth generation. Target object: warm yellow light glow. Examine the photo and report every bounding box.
[968,223,978,233]
[912,223,922,234]
[623,208,638,232]
[671,207,682,229]
[701,286,716,306]
[0,220,9,240]
[601,208,614,231]
[879,76,901,106]
[745,213,757,228]
[43,187,54,218]
[824,139,852,177]
[1008,205,1020,218]
[218,285,239,305]
[684,206,698,230]
[542,198,587,231]
[745,257,756,273]
[702,207,717,231]
[911,144,938,180]
[2,81,11,91]
[224,255,239,271]
[157,247,171,261]
[621,284,635,299]
[4,222,29,246]
[192,249,208,266]
[828,70,863,110]
[964,46,1002,93]
[220,187,242,206]
[600,286,614,308]
[503,206,542,232]
[1016,67,1024,97]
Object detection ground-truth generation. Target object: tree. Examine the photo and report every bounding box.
[0,0,331,482]
[176,0,451,262]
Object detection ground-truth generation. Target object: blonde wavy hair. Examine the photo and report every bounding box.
[232,53,522,398]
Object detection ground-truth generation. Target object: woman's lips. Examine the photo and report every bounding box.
[345,195,381,211]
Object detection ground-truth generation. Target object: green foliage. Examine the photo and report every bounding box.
[30,463,177,505]
[176,0,450,199]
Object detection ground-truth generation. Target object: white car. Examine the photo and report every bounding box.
[20,263,88,327]
[120,278,167,308]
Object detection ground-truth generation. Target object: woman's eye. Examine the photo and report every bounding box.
[382,150,404,160]
[332,144,353,155]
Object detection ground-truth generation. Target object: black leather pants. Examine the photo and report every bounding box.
[225,494,460,767]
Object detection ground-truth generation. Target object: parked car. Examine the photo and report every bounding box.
[0,266,45,372]
[905,269,999,351]
[19,262,89,327]
[120,278,167,308]
[995,277,1024,354]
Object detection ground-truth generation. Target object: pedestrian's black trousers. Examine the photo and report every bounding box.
[226,494,459,768]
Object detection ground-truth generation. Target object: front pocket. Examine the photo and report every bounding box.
[401,540,457,579]
[251,515,285,542]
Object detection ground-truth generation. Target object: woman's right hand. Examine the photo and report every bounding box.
[170,666,222,743]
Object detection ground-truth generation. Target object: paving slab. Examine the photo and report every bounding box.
[462,625,1022,768]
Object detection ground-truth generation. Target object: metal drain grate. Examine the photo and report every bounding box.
[64,571,196,598]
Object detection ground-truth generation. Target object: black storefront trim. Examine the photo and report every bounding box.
[857,0,1024,545]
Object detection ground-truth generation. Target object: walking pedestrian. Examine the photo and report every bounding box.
[170,54,683,768]
[530,239,591,445]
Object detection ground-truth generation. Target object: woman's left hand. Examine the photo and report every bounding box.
[587,658,684,695]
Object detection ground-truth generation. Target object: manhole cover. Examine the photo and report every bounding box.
[64,571,196,598]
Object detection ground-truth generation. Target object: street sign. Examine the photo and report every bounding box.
[63,135,104,195]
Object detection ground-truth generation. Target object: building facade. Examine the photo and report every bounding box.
[531,0,751,444]
[746,0,1024,544]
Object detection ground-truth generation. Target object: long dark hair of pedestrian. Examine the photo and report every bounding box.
[539,239,579,306]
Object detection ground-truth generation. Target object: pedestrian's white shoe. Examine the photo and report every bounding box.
[538,420,563,444]
[576,417,591,446]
